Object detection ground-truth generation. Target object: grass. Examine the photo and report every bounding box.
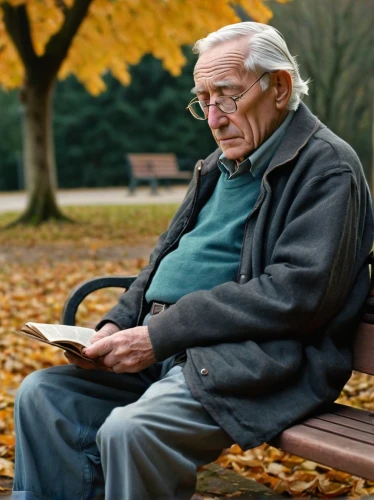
[0,204,179,247]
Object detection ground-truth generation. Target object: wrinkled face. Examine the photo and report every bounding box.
[193,38,283,161]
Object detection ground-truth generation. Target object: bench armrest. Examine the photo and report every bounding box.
[61,276,137,326]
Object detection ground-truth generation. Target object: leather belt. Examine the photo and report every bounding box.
[150,302,170,316]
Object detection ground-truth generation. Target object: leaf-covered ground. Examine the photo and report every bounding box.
[0,205,373,497]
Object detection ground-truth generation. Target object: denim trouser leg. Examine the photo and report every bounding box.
[13,363,233,500]
[97,364,233,500]
[12,363,159,500]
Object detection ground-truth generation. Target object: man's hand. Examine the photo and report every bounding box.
[64,322,120,371]
[90,322,120,342]
[81,326,156,373]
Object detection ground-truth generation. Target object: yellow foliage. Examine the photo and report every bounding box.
[0,13,23,89]
[28,0,64,56]
[0,0,288,93]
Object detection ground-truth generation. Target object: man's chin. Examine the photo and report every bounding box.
[221,146,252,162]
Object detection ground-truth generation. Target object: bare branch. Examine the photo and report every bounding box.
[1,2,37,68]
[40,0,94,77]
[54,0,68,14]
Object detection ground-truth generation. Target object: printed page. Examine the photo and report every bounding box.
[26,323,96,347]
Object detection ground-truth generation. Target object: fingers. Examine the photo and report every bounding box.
[81,326,156,374]
[64,352,104,371]
[84,336,112,359]
[110,362,123,374]
[90,332,111,343]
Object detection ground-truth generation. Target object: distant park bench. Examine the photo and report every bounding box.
[62,254,374,489]
[126,153,192,194]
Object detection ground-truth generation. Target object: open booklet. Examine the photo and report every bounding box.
[14,322,96,360]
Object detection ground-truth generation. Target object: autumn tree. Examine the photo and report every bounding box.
[0,0,289,225]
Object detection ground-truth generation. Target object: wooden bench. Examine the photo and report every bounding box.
[126,153,191,194]
[61,255,374,482]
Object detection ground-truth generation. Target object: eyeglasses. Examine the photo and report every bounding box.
[186,72,268,120]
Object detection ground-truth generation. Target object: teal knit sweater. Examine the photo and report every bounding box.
[145,112,294,304]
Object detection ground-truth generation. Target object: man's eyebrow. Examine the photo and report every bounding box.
[191,86,202,95]
[191,81,242,95]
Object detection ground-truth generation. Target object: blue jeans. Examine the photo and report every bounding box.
[12,360,232,500]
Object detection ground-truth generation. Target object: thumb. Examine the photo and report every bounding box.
[91,331,111,343]
[84,335,111,358]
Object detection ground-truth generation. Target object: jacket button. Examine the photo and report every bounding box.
[200,368,209,376]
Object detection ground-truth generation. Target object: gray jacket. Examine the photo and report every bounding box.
[99,103,374,449]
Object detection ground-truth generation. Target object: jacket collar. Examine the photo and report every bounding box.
[200,103,321,176]
[268,102,320,170]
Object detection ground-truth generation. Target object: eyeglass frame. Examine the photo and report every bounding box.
[186,71,269,120]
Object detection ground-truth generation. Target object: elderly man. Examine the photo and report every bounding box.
[13,22,373,500]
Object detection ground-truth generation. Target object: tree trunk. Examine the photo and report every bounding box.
[12,79,69,225]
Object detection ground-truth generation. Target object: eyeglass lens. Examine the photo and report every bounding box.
[190,96,237,119]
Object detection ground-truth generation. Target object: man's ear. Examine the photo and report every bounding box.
[273,70,292,110]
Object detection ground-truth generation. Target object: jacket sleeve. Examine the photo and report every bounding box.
[147,168,372,361]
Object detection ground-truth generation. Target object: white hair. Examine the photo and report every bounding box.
[193,22,310,111]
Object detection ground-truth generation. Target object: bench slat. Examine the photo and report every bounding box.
[315,412,374,435]
[303,416,374,445]
[333,403,374,424]
[274,423,374,480]
[272,404,374,480]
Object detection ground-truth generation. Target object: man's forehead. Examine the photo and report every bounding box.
[191,79,243,94]
[193,39,249,85]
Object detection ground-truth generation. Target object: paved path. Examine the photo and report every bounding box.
[0,186,188,213]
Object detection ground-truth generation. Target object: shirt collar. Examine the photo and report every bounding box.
[219,111,295,180]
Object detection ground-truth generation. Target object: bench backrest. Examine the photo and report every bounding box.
[127,153,179,178]
[353,266,374,375]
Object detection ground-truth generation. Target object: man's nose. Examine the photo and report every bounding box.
[207,104,229,130]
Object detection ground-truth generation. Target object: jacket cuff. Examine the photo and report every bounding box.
[147,308,189,361]
[95,304,135,332]
[95,318,122,332]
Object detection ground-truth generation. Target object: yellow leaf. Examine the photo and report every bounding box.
[0,0,290,94]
